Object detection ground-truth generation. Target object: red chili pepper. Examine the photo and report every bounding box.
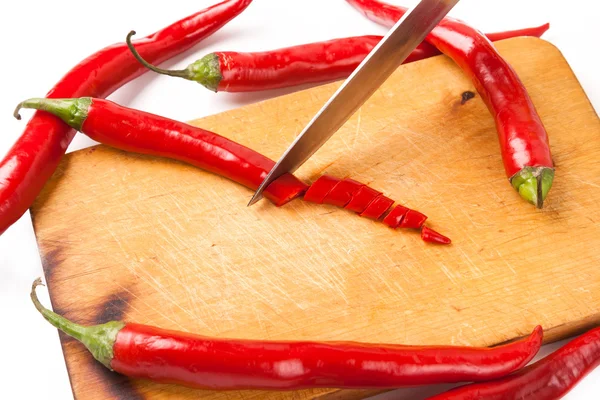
[428,327,600,400]
[14,98,306,206]
[0,0,253,236]
[15,99,448,243]
[31,279,543,390]
[346,0,555,208]
[125,25,548,93]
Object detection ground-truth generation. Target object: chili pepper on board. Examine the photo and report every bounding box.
[124,24,549,93]
[15,98,448,244]
[0,0,253,236]
[346,0,555,209]
[31,278,543,390]
[427,327,600,400]
[14,98,307,207]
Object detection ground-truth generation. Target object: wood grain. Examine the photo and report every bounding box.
[31,37,600,400]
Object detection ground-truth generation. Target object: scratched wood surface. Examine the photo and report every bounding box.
[31,37,600,400]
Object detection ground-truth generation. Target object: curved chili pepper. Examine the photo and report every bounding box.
[125,25,549,93]
[346,0,554,208]
[0,0,253,236]
[14,98,306,206]
[15,99,447,242]
[428,327,600,400]
[31,278,543,390]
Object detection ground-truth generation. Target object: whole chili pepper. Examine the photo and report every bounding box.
[14,97,307,206]
[15,98,448,243]
[427,327,600,400]
[124,24,549,92]
[0,0,253,236]
[31,278,543,390]
[346,0,555,208]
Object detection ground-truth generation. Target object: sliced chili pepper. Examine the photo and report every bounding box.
[125,24,549,93]
[303,175,341,204]
[428,327,600,400]
[382,204,409,228]
[0,0,253,236]
[421,226,451,245]
[15,100,448,242]
[346,0,555,208]
[400,209,428,229]
[344,185,382,213]
[14,98,306,206]
[322,178,365,207]
[31,279,543,390]
[359,195,395,220]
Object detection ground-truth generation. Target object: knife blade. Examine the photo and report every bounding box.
[248,0,459,206]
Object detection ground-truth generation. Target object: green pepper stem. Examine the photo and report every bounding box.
[14,97,91,131]
[31,278,89,342]
[126,31,192,79]
[510,166,555,209]
[31,278,124,369]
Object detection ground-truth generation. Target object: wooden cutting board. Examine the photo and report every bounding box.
[31,37,600,400]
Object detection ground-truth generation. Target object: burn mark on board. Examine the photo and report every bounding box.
[88,357,144,400]
[39,245,65,285]
[94,288,134,324]
[460,90,476,105]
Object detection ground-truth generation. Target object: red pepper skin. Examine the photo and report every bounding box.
[111,323,543,390]
[421,227,451,245]
[79,99,306,206]
[217,36,382,92]
[360,195,395,220]
[303,175,341,204]
[346,0,555,208]
[139,24,548,93]
[0,0,253,236]
[322,178,365,207]
[345,185,382,214]
[400,209,428,229]
[428,327,600,400]
[383,204,409,228]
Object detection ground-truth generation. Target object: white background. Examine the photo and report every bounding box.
[0,0,598,399]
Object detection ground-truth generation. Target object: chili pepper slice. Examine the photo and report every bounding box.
[427,327,600,400]
[322,178,365,207]
[0,0,253,236]
[304,175,342,204]
[359,195,395,220]
[421,226,451,245]
[345,185,382,214]
[400,209,428,229]
[382,204,409,228]
[125,24,549,93]
[31,278,543,390]
[346,0,555,208]
[14,97,306,206]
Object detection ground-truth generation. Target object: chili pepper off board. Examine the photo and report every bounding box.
[30,38,600,400]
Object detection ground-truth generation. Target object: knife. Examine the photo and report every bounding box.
[248,0,459,206]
